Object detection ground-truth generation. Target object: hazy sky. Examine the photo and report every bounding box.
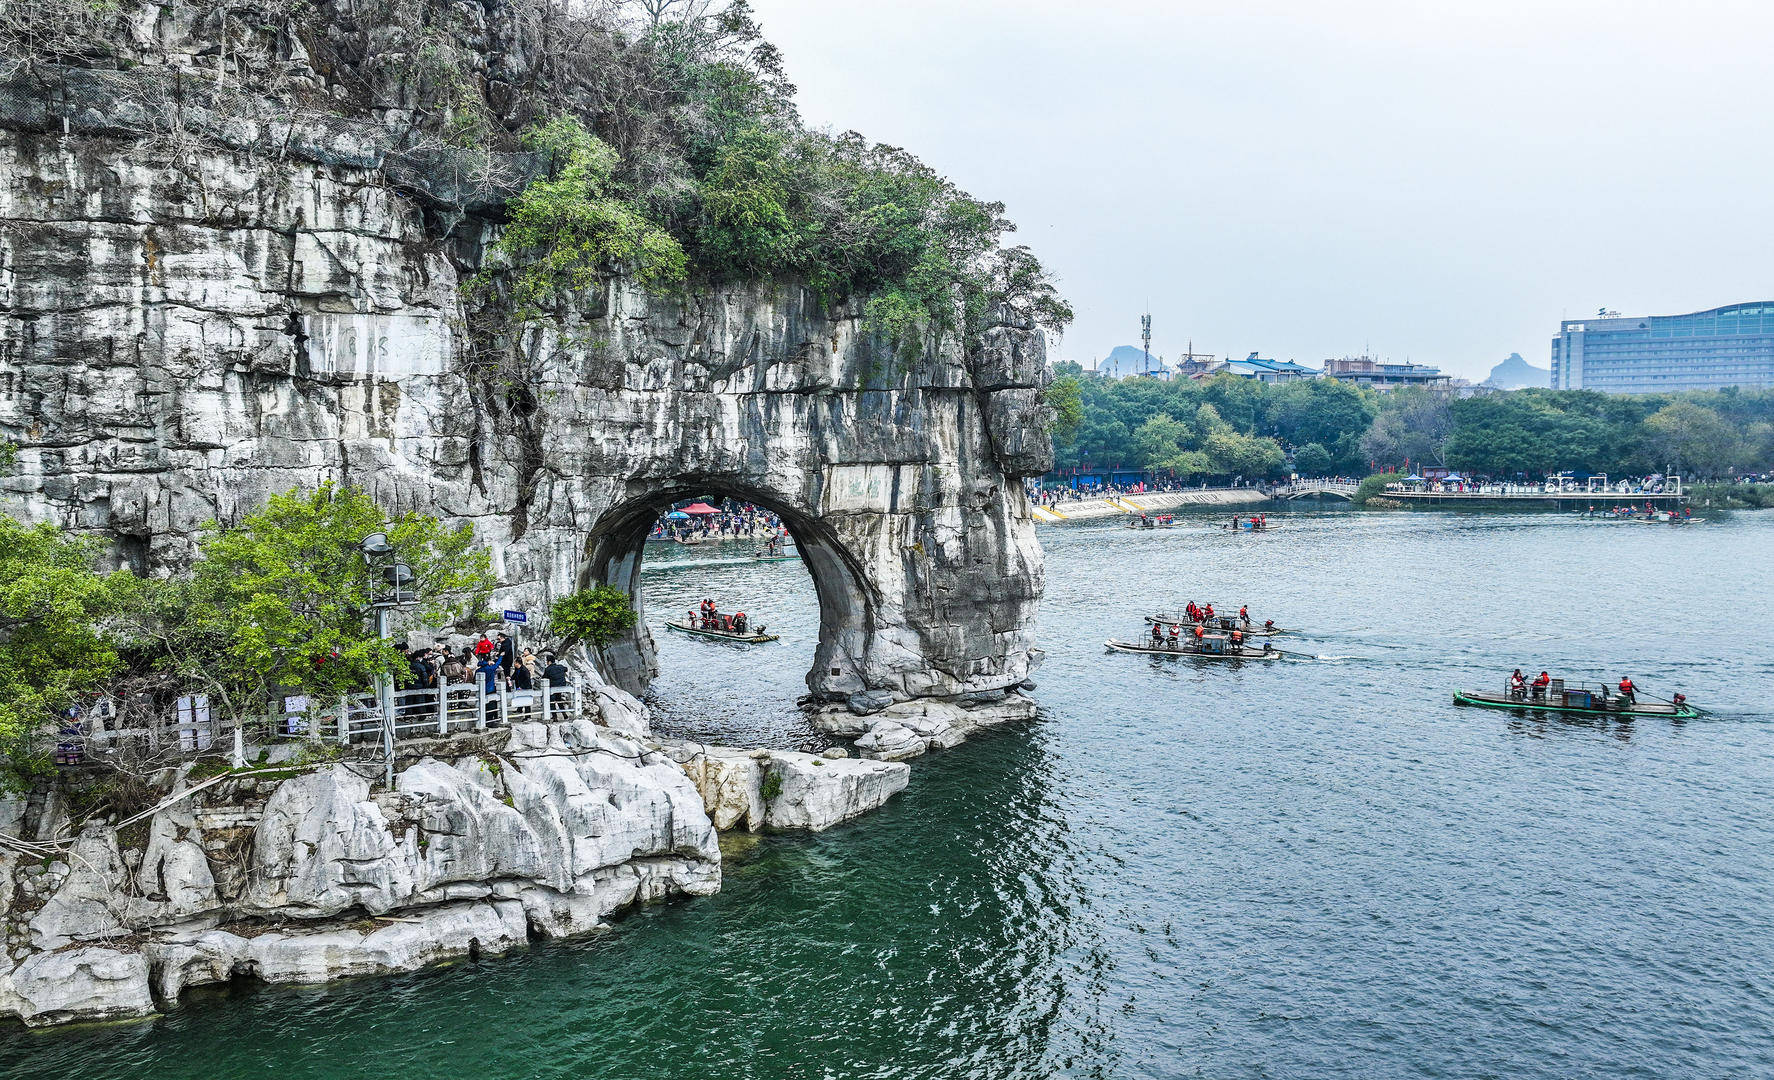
[749,0,1774,380]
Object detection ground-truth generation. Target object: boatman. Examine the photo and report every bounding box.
[1618,676,1636,704]
[1239,605,1250,626]
[734,611,748,633]
[1193,624,1204,642]
[1532,671,1551,699]
[1230,629,1244,649]
[1150,622,1164,646]
[1167,623,1181,649]
[1509,669,1527,699]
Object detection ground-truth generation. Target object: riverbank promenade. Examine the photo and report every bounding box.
[1031,487,1268,523]
[1377,487,1687,510]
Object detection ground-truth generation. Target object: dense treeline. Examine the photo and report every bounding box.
[1049,365,1774,482]
[1048,362,1374,482]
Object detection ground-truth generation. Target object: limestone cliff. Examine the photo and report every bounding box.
[0,1,1051,704]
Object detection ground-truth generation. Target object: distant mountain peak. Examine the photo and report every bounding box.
[1484,352,1549,389]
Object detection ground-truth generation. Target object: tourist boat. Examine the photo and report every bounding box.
[665,619,779,644]
[1453,682,1699,719]
[1217,521,1277,531]
[1104,637,1280,660]
[1143,613,1286,635]
[1125,517,1177,529]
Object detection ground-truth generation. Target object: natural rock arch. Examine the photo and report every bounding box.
[580,483,878,698]
[0,123,1051,712]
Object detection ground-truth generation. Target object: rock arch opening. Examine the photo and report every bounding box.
[579,484,880,708]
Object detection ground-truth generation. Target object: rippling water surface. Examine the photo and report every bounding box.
[7,510,1774,1079]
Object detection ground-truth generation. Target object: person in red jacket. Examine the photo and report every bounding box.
[1532,671,1551,700]
[1617,676,1636,704]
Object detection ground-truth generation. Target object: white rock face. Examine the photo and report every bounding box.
[820,693,1037,761]
[149,899,528,997]
[666,742,910,832]
[246,765,416,917]
[0,719,734,1028]
[764,754,911,832]
[0,947,155,1027]
[30,832,132,949]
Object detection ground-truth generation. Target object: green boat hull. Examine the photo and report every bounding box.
[1453,691,1698,720]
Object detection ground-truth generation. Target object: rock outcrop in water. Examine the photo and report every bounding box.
[0,705,914,1028]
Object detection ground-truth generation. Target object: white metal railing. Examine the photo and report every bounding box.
[58,681,583,763]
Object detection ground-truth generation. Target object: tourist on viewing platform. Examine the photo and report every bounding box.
[542,653,569,687]
[498,631,516,675]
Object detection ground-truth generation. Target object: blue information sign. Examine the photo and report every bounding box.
[503,610,528,624]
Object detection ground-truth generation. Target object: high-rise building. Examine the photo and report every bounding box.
[1549,302,1774,393]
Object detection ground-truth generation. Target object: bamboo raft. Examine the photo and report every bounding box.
[1144,614,1285,636]
[1105,638,1280,660]
[1453,684,1698,719]
[665,619,779,644]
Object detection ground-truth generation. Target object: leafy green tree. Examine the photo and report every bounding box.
[1205,430,1288,481]
[0,518,123,776]
[550,585,639,649]
[1129,413,1194,469]
[123,484,494,724]
[1292,442,1333,477]
[1360,389,1452,470]
[482,115,687,317]
[1644,401,1742,478]
[1042,375,1086,440]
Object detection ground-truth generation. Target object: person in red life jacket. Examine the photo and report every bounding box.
[1186,601,1199,621]
[734,611,748,634]
[1617,675,1636,704]
[1239,605,1250,626]
[1192,624,1204,641]
[1673,692,1687,709]
[1150,621,1164,646]
[1230,628,1244,649]
[1167,623,1180,649]
[1263,619,1276,631]
[1509,669,1527,699]
[1203,603,1215,621]
[1532,671,1551,699]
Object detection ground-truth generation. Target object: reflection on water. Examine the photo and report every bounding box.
[7,508,1774,1079]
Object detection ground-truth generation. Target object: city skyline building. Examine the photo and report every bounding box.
[1550,302,1774,393]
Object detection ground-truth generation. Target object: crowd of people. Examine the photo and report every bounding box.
[1141,603,1274,653]
[396,633,570,696]
[650,500,786,543]
[1026,477,1264,507]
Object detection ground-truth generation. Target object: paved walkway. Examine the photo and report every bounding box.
[1032,488,1269,523]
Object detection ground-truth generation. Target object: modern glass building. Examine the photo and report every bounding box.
[1550,302,1774,393]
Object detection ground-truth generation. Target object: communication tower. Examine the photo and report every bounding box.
[1141,312,1152,373]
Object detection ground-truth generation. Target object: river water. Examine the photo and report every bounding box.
[7,509,1773,1079]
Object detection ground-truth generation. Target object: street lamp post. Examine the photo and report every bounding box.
[361,533,416,785]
